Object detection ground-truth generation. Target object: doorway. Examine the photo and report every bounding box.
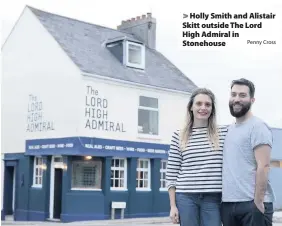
[49,156,64,220]
[53,168,63,219]
[4,164,16,220]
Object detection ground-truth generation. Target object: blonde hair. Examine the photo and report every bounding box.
[180,88,220,151]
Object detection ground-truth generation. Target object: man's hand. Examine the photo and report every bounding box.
[170,206,179,224]
[254,199,265,214]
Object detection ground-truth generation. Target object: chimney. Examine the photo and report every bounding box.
[117,13,156,49]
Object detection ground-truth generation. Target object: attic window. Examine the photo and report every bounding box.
[125,41,145,69]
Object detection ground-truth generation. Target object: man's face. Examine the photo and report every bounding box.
[229,84,254,118]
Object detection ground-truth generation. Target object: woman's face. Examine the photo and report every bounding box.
[190,94,213,121]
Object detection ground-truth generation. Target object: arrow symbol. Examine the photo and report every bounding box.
[183,13,188,18]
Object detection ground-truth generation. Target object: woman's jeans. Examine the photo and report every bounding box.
[176,192,222,226]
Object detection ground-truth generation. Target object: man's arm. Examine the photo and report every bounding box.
[254,144,271,204]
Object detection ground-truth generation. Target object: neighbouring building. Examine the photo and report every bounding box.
[1,6,197,222]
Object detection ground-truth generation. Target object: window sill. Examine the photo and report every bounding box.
[159,188,168,192]
[31,185,42,189]
[137,134,161,141]
[136,188,151,192]
[110,188,128,191]
[71,188,102,191]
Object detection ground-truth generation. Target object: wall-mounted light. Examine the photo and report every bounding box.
[85,156,92,160]
[41,164,47,170]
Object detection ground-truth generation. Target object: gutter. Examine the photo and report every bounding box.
[81,72,192,96]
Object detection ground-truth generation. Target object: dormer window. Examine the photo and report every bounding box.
[106,37,145,70]
[125,41,145,70]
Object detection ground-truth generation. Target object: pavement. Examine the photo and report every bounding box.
[2,212,282,225]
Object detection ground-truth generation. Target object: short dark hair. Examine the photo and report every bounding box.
[231,78,255,98]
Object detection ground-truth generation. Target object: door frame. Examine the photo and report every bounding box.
[49,156,64,219]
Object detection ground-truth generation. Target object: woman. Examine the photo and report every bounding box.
[166,88,227,226]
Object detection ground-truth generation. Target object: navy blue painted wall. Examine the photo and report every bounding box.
[4,153,170,222]
[61,156,105,222]
[270,168,282,210]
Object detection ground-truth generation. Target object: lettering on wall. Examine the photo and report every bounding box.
[26,94,55,132]
[84,86,126,132]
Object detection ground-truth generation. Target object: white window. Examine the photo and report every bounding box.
[111,158,127,190]
[125,41,145,69]
[160,160,167,191]
[71,160,102,190]
[136,159,151,190]
[138,96,159,135]
[33,157,43,187]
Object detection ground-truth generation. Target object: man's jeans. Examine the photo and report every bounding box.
[221,201,274,226]
[176,192,221,226]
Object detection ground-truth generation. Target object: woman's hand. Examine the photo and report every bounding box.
[170,206,179,224]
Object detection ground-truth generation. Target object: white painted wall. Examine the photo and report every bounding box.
[2,6,191,157]
[1,7,82,154]
[76,76,190,144]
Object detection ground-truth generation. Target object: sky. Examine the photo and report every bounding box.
[1,0,282,128]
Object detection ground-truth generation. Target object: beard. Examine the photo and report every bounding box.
[229,101,251,118]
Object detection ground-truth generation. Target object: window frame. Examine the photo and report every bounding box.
[32,156,44,188]
[136,158,151,191]
[125,41,145,70]
[137,95,159,136]
[110,158,128,191]
[71,160,102,191]
[159,160,167,191]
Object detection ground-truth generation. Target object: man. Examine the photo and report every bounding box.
[221,78,275,226]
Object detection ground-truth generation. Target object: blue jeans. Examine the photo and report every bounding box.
[176,192,222,226]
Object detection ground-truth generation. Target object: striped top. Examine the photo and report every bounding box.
[166,126,228,193]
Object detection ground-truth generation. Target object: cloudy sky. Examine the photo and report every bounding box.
[1,0,282,127]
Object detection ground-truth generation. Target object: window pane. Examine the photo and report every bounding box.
[162,180,166,188]
[139,96,158,108]
[140,160,144,168]
[114,179,119,187]
[144,161,148,168]
[140,171,144,179]
[116,159,120,167]
[35,177,38,184]
[140,180,143,188]
[138,109,158,135]
[120,170,124,179]
[120,179,124,187]
[144,172,148,179]
[120,159,124,167]
[111,159,115,167]
[144,180,148,188]
[111,179,114,187]
[111,170,114,179]
[115,170,119,178]
[128,44,141,64]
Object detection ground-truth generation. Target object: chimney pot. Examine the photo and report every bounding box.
[137,16,141,20]
[147,13,152,18]
[142,14,146,19]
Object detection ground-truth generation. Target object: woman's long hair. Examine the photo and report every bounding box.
[180,88,219,151]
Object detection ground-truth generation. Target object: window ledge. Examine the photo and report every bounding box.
[136,188,151,192]
[71,188,102,191]
[110,188,128,191]
[137,134,161,141]
[31,185,42,189]
[159,188,168,192]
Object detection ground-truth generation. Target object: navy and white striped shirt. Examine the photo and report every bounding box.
[166,126,228,193]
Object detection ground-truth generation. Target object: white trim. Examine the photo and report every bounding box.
[71,188,102,191]
[110,158,127,190]
[160,160,167,190]
[110,188,128,191]
[159,188,167,192]
[125,41,145,69]
[81,72,192,96]
[12,168,16,213]
[136,158,151,190]
[49,156,64,220]
[32,157,43,187]
[136,188,152,192]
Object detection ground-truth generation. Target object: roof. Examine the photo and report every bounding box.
[28,6,197,93]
